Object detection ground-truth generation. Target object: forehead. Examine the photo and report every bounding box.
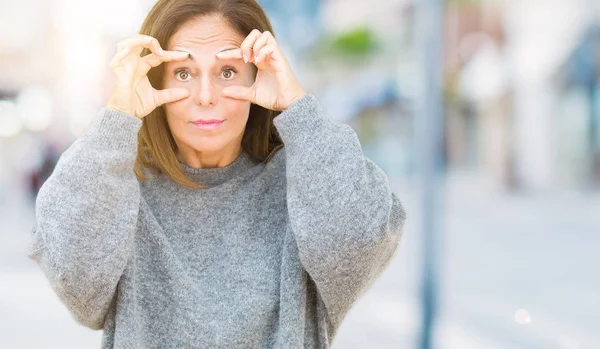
[167,14,244,54]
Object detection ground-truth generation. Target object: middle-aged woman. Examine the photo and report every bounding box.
[28,0,407,348]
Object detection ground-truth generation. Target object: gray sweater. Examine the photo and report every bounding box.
[28,94,407,349]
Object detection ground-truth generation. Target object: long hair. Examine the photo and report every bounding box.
[134,0,284,189]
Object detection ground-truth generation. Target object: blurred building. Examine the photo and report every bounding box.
[443,0,600,192]
[259,0,322,51]
[555,26,600,189]
[2,1,600,349]
[444,1,514,187]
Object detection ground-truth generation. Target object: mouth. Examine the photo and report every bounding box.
[190,119,225,130]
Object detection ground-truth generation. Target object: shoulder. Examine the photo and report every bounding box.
[265,146,286,169]
[249,146,287,189]
[260,146,286,179]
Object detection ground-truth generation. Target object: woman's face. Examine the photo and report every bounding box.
[162,14,255,159]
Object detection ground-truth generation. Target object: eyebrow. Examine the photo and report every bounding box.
[172,47,239,62]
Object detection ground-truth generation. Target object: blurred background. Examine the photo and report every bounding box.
[1,0,599,348]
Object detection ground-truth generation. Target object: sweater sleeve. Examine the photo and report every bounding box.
[273,94,407,332]
[27,107,143,330]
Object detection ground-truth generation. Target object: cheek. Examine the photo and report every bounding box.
[163,103,189,134]
[163,102,181,119]
[220,98,251,121]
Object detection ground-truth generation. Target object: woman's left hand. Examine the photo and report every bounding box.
[216,29,306,111]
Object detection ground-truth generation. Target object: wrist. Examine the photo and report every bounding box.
[283,90,307,110]
[106,103,138,119]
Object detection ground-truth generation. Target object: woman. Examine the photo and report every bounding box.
[28,0,407,348]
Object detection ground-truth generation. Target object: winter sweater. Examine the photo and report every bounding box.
[28,94,407,349]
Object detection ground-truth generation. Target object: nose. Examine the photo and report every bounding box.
[192,75,218,107]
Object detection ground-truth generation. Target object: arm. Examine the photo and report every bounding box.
[273,94,407,333]
[27,107,143,330]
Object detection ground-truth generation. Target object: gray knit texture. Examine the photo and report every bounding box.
[28,94,407,349]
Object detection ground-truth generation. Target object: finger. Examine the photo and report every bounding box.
[266,44,285,63]
[254,45,276,64]
[139,51,189,75]
[110,47,131,69]
[163,50,192,58]
[221,86,255,102]
[117,34,164,57]
[117,35,163,54]
[251,31,275,61]
[154,88,190,106]
[240,29,262,63]
[215,48,244,61]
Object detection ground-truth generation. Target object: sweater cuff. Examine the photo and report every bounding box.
[272,94,335,144]
[87,107,143,150]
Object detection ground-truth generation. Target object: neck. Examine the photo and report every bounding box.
[176,144,243,169]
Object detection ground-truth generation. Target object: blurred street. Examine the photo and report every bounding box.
[2,172,599,349]
[2,0,600,347]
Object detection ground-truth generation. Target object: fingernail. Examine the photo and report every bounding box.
[255,56,262,63]
[242,53,248,63]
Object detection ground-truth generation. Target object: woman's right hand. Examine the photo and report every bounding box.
[107,34,190,119]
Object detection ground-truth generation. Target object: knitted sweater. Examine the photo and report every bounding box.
[28,94,407,348]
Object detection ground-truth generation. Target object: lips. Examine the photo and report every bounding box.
[191,119,224,125]
[190,119,225,130]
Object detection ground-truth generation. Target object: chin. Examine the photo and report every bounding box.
[184,137,228,153]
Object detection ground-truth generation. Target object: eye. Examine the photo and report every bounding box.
[175,69,192,82]
[221,68,237,80]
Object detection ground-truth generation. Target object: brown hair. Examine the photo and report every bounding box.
[134,0,284,189]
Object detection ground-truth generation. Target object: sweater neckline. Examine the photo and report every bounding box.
[178,150,258,187]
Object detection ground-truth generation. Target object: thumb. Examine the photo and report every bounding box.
[221,86,255,102]
[155,88,190,106]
